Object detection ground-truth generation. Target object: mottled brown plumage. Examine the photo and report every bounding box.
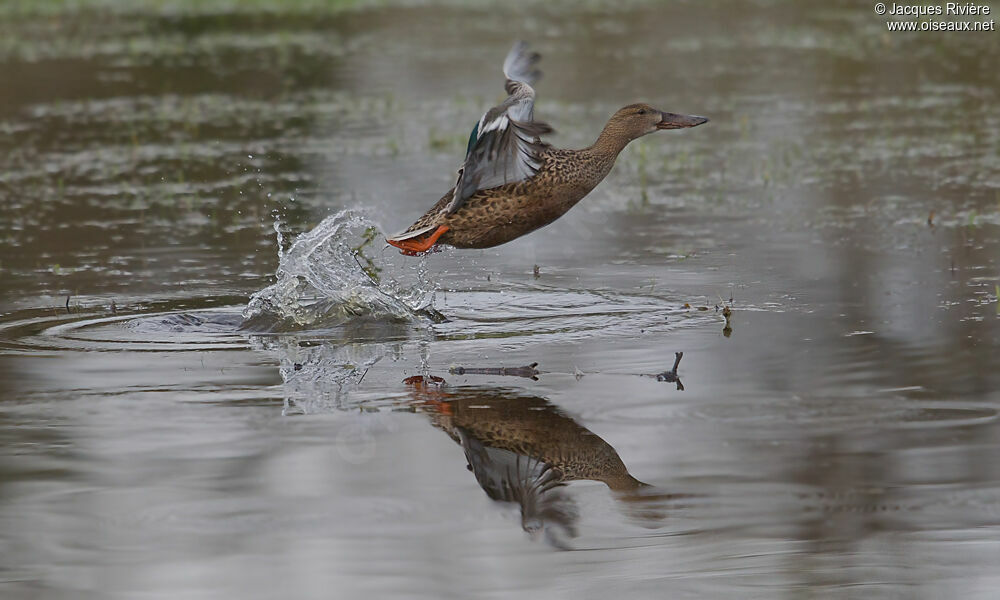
[423,389,645,491]
[386,42,707,255]
[402,378,684,545]
[392,105,708,251]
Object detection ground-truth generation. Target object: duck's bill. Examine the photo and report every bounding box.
[656,112,709,130]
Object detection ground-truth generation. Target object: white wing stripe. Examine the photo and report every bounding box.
[480,115,509,133]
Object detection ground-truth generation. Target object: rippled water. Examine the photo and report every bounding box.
[1,1,999,598]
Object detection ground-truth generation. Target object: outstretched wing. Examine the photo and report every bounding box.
[457,428,578,547]
[444,41,554,215]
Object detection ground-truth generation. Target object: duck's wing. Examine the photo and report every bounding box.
[457,428,578,547]
[444,41,555,215]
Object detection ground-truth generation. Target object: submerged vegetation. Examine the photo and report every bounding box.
[351,225,383,284]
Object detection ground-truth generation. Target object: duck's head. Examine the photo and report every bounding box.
[606,103,708,141]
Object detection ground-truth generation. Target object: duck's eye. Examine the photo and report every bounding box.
[637,109,646,115]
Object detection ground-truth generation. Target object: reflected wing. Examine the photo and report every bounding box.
[444,41,554,215]
[457,428,578,547]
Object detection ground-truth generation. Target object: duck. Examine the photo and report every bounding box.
[386,41,708,255]
[422,389,648,493]
[406,382,648,546]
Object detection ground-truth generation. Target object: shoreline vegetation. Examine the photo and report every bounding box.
[0,0,372,17]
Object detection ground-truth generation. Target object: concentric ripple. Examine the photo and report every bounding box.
[0,304,249,354]
[434,285,719,341]
[0,285,724,357]
[585,392,998,434]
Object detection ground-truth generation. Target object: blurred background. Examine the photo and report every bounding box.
[1,1,998,598]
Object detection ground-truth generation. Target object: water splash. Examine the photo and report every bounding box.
[242,210,437,332]
[248,333,394,415]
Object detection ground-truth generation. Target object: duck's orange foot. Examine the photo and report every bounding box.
[402,375,446,388]
[422,398,453,416]
[402,375,451,414]
[387,225,450,256]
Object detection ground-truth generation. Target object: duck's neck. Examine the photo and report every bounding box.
[585,122,634,165]
[603,472,648,492]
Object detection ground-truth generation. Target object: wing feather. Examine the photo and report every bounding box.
[457,428,578,546]
[443,41,554,215]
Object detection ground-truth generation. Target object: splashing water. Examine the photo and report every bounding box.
[248,333,394,415]
[242,210,436,332]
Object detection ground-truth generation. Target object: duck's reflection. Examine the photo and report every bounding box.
[404,377,655,548]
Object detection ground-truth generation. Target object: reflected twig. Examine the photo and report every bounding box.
[445,355,688,389]
[645,351,684,390]
[450,362,540,380]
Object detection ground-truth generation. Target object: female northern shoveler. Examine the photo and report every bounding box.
[387,41,708,255]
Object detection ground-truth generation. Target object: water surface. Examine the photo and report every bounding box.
[1,1,999,598]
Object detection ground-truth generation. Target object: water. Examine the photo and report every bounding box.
[241,210,429,331]
[1,1,999,598]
